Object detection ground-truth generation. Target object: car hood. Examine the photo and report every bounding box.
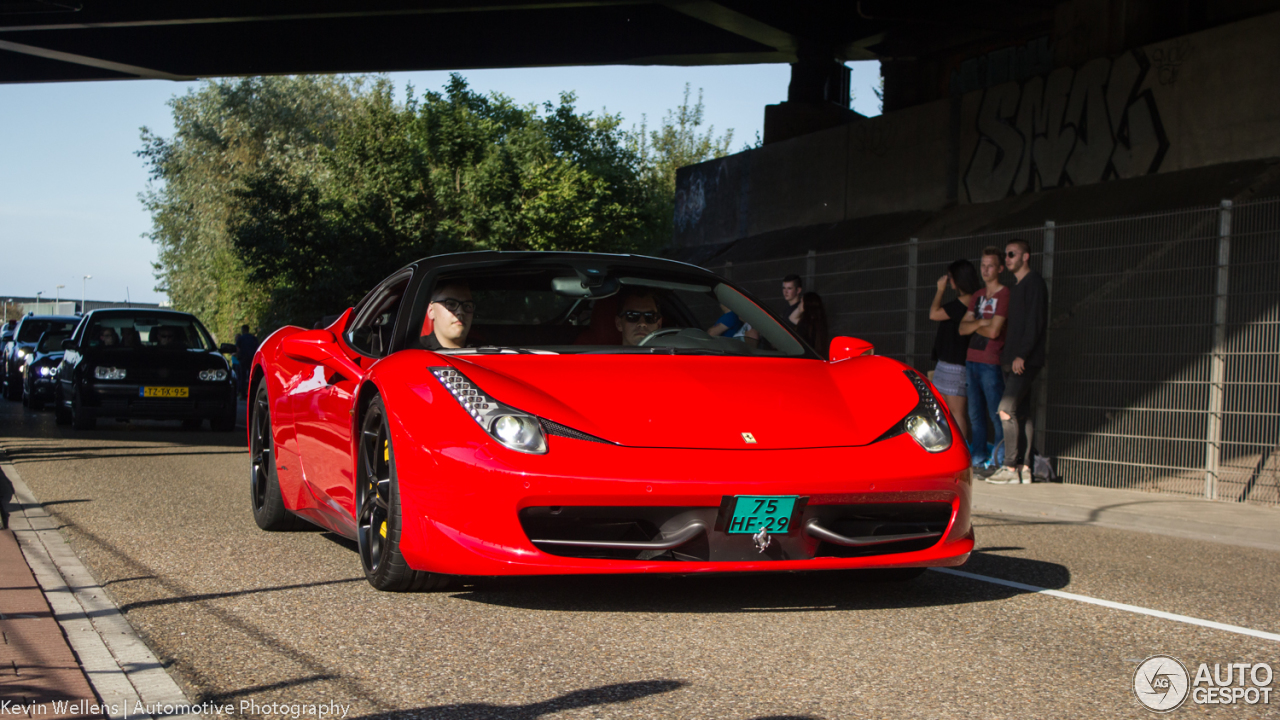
[444,354,919,450]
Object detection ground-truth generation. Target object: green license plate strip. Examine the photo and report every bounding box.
[725,495,798,534]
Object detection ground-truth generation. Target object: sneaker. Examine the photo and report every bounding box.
[984,466,1021,484]
[1019,466,1033,484]
[972,463,997,479]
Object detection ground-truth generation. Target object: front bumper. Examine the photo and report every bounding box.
[85,382,236,420]
[28,376,57,401]
[390,428,973,577]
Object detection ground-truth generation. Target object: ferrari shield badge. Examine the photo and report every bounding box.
[741,432,757,444]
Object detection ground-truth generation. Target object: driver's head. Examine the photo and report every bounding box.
[98,327,119,346]
[427,282,474,349]
[615,289,663,346]
[154,327,179,346]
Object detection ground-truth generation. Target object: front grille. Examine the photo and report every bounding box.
[809,502,952,558]
[520,501,955,562]
[520,506,710,561]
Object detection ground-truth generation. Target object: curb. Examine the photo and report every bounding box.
[972,487,1280,553]
[1,454,192,720]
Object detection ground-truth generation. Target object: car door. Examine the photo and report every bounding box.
[293,271,412,524]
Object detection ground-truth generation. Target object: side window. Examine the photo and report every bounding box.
[347,273,412,357]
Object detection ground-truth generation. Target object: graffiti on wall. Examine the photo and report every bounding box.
[963,48,1170,204]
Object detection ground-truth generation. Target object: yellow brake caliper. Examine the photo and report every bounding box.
[379,438,389,538]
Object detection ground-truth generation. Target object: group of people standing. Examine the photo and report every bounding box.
[929,240,1048,484]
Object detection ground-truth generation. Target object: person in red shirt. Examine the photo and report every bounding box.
[959,246,1009,471]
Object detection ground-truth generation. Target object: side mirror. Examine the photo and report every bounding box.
[62,339,78,351]
[281,329,364,380]
[829,336,874,363]
[219,343,237,355]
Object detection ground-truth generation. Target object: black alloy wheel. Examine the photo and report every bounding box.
[356,395,450,592]
[249,383,300,531]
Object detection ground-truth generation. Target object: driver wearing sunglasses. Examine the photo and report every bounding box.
[424,282,475,350]
[614,288,664,346]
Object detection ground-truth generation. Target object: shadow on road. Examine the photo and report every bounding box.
[445,550,1069,614]
[350,680,686,720]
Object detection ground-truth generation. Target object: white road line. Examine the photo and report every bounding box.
[932,567,1280,643]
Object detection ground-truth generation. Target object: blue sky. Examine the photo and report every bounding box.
[0,62,881,305]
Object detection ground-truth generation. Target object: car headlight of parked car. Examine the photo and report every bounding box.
[876,370,953,453]
[94,366,127,380]
[37,365,55,377]
[430,367,547,454]
[198,368,228,382]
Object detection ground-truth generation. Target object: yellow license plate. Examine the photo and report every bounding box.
[140,386,189,398]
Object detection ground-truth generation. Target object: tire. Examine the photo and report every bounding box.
[249,383,301,531]
[54,388,71,426]
[71,388,95,430]
[4,375,19,401]
[357,395,451,592]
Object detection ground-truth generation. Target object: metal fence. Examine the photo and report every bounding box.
[705,197,1280,507]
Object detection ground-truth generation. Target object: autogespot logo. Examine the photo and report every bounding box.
[1134,655,1190,712]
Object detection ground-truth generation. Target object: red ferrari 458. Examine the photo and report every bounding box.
[249,252,973,591]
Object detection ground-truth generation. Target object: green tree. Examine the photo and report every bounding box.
[138,76,363,342]
[143,74,730,336]
[627,84,734,247]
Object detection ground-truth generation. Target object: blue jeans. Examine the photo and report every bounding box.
[966,361,1005,465]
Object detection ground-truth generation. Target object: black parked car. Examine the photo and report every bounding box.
[4,315,80,401]
[55,308,239,430]
[22,330,71,410]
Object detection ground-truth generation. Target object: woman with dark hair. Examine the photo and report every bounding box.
[928,259,982,442]
[795,292,829,358]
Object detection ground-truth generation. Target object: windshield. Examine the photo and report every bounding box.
[409,262,810,357]
[37,332,70,354]
[18,319,78,343]
[85,314,216,351]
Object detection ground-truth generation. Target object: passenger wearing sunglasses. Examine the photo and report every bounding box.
[423,282,476,350]
[614,288,664,346]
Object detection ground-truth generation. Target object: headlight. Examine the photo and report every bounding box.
[16,348,29,358]
[37,365,55,377]
[198,368,228,382]
[875,370,953,453]
[430,367,547,454]
[94,366,127,380]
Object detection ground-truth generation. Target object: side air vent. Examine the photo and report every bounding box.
[540,418,614,445]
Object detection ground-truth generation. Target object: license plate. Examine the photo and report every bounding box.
[140,386,189,398]
[726,496,798,534]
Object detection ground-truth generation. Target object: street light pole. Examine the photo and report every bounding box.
[56,284,65,311]
[82,275,92,314]
[35,291,42,315]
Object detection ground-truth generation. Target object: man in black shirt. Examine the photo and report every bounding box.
[987,239,1049,484]
[782,274,803,328]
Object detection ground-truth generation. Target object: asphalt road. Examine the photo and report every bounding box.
[2,400,1278,719]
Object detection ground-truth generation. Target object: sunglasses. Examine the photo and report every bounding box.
[1006,251,1021,257]
[619,310,661,324]
[434,298,476,315]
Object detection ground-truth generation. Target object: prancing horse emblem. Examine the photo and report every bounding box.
[741,432,757,444]
[753,527,771,553]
